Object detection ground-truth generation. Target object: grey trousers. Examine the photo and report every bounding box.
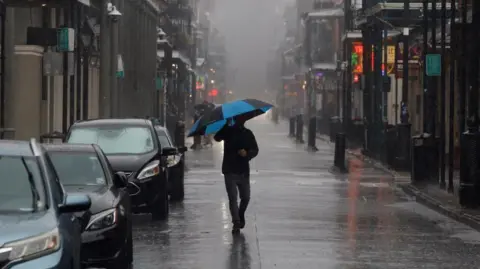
[224,173,251,223]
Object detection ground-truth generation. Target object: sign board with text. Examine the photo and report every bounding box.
[426,54,441,76]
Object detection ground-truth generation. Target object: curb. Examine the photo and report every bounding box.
[398,183,480,232]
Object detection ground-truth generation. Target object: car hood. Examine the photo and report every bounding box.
[63,185,114,215]
[0,212,56,246]
[106,152,157,173]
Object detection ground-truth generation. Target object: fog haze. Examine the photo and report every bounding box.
[209,0,293,99]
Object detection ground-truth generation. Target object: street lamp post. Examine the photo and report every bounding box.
[109,4,120,117]
[439,0,447,189]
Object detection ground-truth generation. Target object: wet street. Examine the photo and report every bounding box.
[130,115,480,269]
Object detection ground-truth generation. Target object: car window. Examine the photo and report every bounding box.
[49,152,107,186]
[67,126,155,155]
[44,154,65,204]
[156,129,172,148]
[0,156,47,213]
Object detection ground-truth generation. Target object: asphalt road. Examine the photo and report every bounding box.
[129,115,480,269]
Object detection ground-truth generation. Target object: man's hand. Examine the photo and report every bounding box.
[238,149,247,157]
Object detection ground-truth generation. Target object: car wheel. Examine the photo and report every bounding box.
[151,182,169,220]
[107,230,133,269]
[170,163,185,202]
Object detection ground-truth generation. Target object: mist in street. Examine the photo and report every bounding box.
[209,0,292,99]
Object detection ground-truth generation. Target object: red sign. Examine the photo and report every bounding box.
[208,88,218,97]
[352,42,387,74]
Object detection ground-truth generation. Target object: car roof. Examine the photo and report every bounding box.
[43,143,97,153]
[70,118,151,128]
[0,140,36,156]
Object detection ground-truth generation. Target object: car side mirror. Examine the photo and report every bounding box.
[178,146,188,153]
[113,172,128,188]
[59,194,91,213]
[161,146,178,156]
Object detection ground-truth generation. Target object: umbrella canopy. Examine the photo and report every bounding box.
[187,118,226,137]
[208,99,273,123]
[187,99,273,137]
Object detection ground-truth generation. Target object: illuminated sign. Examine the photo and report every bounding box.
[196,76,205,90]
[352,42,394,75]
[208,88,218,96]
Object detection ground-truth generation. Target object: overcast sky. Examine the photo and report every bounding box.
[210,0,293,99]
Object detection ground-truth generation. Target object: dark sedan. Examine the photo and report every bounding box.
[64,118,174,220]
[44,144,133,269]
[154,125,187,201]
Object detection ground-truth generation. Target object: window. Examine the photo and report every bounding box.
[49,152,107,186]
[67,126,155,155]
[0,156,46,213]
[156,129,173,148]
[44,154,64,205]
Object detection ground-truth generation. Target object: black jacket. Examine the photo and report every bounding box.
[214,124,258,175]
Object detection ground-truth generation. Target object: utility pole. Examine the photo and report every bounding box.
[100,0,111,118]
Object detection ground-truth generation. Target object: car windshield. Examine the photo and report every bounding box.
[49,152,107,186]
[156,129,172,147]
[0,156,46,213]
[67,126,155,155]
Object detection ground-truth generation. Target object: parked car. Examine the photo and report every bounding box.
[0,139,91,269]
[64,118,175,220]
[154,125,187,201]
[44,143,133,269]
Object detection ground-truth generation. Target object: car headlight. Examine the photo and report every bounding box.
[86,208,117,231]
[5,228,60,261]
[166,155,181,168]
[137,160,160,180]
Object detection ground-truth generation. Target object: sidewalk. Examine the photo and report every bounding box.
[310,128,480,232]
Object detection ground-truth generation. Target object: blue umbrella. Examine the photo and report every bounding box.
[208,98,273,122]
[187,99,273,137]
[188,118,226,137]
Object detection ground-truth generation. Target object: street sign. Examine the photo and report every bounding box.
[56,28,74,52]
[426,54,441,76]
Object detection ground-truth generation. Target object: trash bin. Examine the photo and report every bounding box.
[411,135,427,183]
[459,131,480,207]
[334,132,346,172]
[411,134,438,183]
[329,116,341,142]
[174,121,186,148]
[289,117,295,137]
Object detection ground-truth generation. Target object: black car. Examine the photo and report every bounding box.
[64,118,176,220]
[44,143,133,269]
[154,125,187,201]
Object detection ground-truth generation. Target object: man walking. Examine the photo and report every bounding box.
[214,115,258,233]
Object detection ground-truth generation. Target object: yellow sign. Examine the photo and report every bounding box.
[387,46,395,64]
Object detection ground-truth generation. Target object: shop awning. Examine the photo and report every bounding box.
[157,50,191,66]
[312,63,337,71]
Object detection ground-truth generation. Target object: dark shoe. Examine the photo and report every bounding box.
[232,222,241,234]
[239,211,246,229]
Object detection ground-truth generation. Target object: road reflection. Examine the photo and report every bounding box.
[227,233,252,269]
